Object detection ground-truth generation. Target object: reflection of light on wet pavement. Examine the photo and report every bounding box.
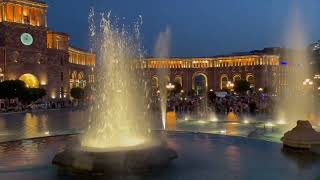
[23,113,40,138]
[0,110,89,143]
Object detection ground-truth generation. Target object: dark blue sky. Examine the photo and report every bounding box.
[45,0,320,57]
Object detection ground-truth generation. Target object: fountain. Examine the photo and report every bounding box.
[52,11,177,175]
[280,3,320,152]
[281,120,320,149]
[154,26,171,130]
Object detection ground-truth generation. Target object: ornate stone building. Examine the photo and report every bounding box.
[0,0,95,99]
[143,54,281,95]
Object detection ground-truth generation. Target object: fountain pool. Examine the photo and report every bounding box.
[0,132,320,180]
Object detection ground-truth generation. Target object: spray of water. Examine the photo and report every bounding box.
[81,11,150,149]
[154,26,171,130]
[276,3,314,129]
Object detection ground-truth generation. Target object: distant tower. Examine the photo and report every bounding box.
[0,0,49,86]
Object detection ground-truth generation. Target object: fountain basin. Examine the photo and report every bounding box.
[52,141,177,175]
[281,120,320,149]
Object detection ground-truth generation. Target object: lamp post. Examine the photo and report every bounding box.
[166,83,175,91]
[302,79,314,89]
[226,81,235,93]
[302,79,314,97]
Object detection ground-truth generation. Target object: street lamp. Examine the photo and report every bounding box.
[226,81,235,92]
[314,74,320,80]
[302,79,315,96]
[303,79,314,86]
[258,88,263,92]
[166,83,175,91]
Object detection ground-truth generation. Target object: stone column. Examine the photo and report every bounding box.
[0,5,2,22]
[21,5,24,23]
[12,4,15,22]
[39,9,42,26]
[3,3,7,21]
[44,10,47,27]
[28,7,30,25]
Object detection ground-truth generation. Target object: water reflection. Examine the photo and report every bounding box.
[282,147,320,169]
[24,113,41,138]
[0,110,88,143]
[0,133,319,180]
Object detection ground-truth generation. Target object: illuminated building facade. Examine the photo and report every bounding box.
[0,0,95,99]
[144,54,281,95]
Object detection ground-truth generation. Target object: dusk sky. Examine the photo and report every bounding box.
[45,0,320,57]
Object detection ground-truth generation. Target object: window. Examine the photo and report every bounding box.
[220,75,228,89]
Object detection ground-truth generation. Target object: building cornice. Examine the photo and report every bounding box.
[0,0,48,8]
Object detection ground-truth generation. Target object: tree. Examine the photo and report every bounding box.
[234,80,251,94]
[21,88,46,103]
[0,80,27,100]
[172,82,182,94]
[70,87,85,100]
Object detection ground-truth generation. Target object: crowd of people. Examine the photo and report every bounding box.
[150,91,275,119]
[0,99,88,113]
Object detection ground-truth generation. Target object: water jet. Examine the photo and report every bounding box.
[52,11,177,175]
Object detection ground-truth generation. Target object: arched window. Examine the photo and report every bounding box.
[174,76,183,87]
[220,75,228,90]
[233,75,241,82]
[151,76,159,89]
[246,74,255,88]
[192,73,208,95]
[19,73,39,88]
[78,72,86,88]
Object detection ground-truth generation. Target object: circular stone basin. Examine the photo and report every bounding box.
[281,120,320,149]
[52,140,177,175]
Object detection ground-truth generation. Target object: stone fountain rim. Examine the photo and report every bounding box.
[74,139,163,153]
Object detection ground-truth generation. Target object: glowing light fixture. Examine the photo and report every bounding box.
[220,130,227,134]
[166,83,175,90]
[266,122,274,127]
[198,120,207,124]
[210,117,218,122]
